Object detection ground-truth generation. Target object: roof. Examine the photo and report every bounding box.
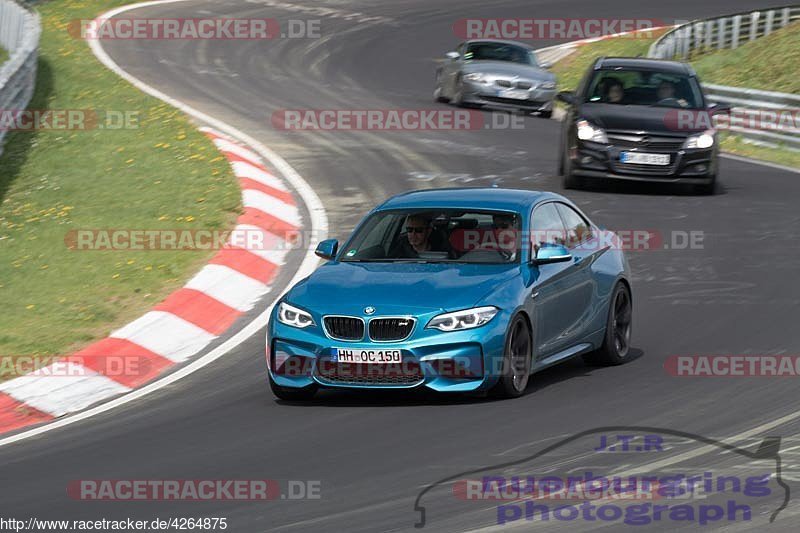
[377,187,556,212]
[594,57,692,75]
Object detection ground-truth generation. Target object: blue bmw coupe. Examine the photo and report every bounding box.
[266,188,633,400]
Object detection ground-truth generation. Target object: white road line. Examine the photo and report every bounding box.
[0,0,328,448]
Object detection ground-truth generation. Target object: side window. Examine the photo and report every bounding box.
[530,203,566,253]
[555,203,593,248]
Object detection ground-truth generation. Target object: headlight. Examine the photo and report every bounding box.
[464,72,487,83]
[684,129,715,149]
[540,80,556,90]
[277,301,315,329]
[427,306,499,332]
[576,119,608,143]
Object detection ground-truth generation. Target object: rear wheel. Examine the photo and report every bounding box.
[268,373,318,401]
[492,314,533,398]
[583,282,633,366]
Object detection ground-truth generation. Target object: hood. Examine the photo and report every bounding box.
[578,103,701,135]
[464,60,553,82]
[286,261,521,316]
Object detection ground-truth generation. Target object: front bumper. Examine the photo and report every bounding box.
[462,81,556,112]
[570,139,717,184]
[266,310,510,393]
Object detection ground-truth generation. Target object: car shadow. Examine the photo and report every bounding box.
[571,176,726,197]
[271,347,645,407]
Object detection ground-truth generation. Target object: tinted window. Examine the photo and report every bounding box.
[464,42,535,65]
[341,209,522,264]
[531,203,566,253]
[584,69,704,109]
[555,203,593,247]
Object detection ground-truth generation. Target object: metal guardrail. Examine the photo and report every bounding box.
[0,0,40,156]
[648,5,800,60]
[647,7,800,150]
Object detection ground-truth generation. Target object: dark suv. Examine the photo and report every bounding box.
[556,57,729,194]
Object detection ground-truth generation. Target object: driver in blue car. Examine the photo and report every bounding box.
[389,214,434,258]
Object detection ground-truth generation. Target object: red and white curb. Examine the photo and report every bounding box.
[0,127,298,435]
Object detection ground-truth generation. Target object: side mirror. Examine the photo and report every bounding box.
[533,244,572,265]
[445,51,460,61]
[556,91,575,104]
[315,239,339,260]
[707,102,731,115]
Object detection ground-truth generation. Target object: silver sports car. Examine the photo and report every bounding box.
[434,39,557,117]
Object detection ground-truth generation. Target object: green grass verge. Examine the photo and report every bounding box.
[692,22,800,94]
[0,0,240,370]
[549,27,799,169]
[0,46,7,65]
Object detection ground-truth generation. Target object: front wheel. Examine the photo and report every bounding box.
[583,282,633,366]
[492,314,533,398]
[433,70,448,102]
[268,373,318,401]
[538,110,553,119]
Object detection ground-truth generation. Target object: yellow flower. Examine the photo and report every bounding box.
[26,304,35,310]
[112,274,120,279]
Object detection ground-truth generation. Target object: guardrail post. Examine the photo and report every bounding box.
[781,7,790,27]
[717,17,726,49]
[693,22,703,56]
[704,19,713,51]
[764,10,775,35]
[749,11,760,42]
[731,15,741,48]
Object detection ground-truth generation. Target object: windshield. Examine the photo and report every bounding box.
[584,69,704,109]
[339,209,522,264]
[464,42,537,66]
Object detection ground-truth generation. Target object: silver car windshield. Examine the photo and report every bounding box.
[464,42,537,66]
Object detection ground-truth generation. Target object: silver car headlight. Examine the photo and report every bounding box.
[576,119,608,143]
[540,80,556,90]
[427,306,499,332]
[464,72,488,83]
[277,301,315,329]
[684,129,715,149]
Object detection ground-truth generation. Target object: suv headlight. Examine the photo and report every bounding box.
[277,301,315,329]
[684,129,715,149]
[427,306,499,332]
[464,72,488,83]
[576,119,608,143]
[540,80,556,90]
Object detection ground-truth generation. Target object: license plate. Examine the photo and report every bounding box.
[501,89,529,100]
[333,349,402,364]
[620,152,670,165]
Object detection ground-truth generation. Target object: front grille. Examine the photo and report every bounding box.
[323,316,364,341]
[612,159,678,176]
[607,135,685,151]
[316,360,423,386]
[482,96,541,107]
[369,318,415,341]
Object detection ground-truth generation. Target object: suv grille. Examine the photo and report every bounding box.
[369,318,415,341]
[324,316,364,340]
